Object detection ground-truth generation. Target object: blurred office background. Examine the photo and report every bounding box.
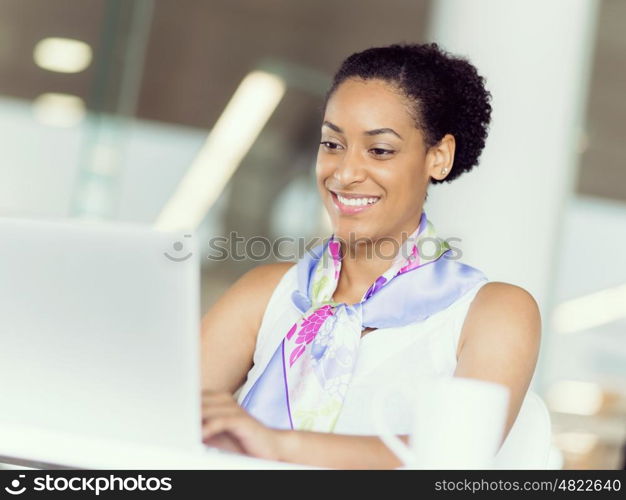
[0,0,624,469]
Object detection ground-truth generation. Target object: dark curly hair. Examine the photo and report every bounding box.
[325,42,492,184]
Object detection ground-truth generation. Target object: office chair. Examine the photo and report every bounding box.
[493,391,562,469]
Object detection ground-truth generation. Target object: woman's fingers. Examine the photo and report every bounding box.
[203,432,246,454]
[202,413,253,441]
[201,393,253,441]
[199,389,281,460]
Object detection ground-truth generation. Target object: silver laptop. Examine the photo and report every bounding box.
[0,216,204,453]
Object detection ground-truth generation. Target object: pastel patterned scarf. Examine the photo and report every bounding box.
[240,211,488,432]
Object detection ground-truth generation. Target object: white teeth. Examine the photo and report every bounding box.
[336,194,379,206]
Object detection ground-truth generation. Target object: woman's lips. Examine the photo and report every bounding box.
[330,191,381,215]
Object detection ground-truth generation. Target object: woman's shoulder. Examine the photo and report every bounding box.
[237,261,297,292]
[235,262,298,353]
[202,262,297,347]
[474,282,540,316]
[456,281,541,359]
[233,261,297,312]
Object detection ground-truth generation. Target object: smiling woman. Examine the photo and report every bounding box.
[199,43,541,469]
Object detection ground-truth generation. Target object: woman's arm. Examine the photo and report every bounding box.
[200,262,295,394]
[275,282,540,467]
[276,429,408,469]
[257,283,540,467]
[453,281,542,445]
[200,262,410,467]
[202,391,408,469]
[202,280,540,468]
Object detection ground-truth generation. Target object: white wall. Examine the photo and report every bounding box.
[425,0,600,312]
[425,0,603,391]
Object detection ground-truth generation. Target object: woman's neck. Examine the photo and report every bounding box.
[332,222,421,304]
[332,254,389,305]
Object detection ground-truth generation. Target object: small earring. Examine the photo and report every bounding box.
[441,168,448,175]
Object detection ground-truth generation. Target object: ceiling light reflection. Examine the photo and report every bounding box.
[33,37,92,73]
[32,93,86,128]
[546,380,603,416]
[552,283,626,334]
[155,70,286,231]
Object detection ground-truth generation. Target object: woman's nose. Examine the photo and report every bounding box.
[332,148,366,185]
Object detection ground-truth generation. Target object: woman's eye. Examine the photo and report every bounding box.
[370,148,394,156]
[320,141,342,151]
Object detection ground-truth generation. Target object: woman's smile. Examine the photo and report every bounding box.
[329,189,381,215]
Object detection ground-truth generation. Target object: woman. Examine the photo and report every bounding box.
[199,43,541,469]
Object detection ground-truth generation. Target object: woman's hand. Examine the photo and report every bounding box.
[201,390,288,461]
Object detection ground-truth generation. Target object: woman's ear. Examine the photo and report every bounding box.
[427,133,456,181]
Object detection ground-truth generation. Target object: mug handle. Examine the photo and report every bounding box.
[371,385,418,468]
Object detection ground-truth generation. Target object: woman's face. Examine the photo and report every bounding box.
[316,78,438,244]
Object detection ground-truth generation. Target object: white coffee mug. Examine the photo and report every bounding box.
[372,376,510,469]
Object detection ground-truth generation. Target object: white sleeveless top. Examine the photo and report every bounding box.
[236,264,489,436]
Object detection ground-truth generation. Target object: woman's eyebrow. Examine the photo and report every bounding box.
[322,121,343,133]
[322,121,403,140]
[364,128,403,140]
